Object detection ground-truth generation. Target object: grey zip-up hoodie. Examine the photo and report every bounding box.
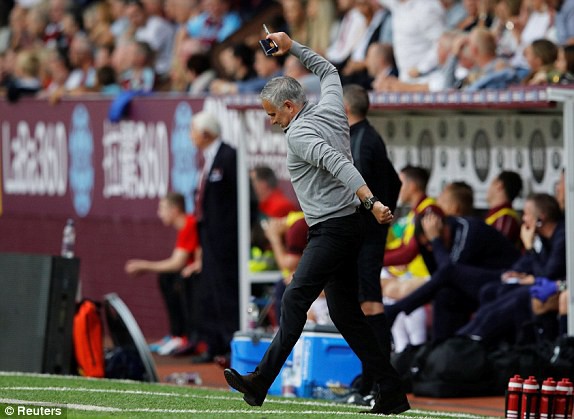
[285,42,366,226]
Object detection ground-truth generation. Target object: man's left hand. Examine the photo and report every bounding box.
[372,201,393,224]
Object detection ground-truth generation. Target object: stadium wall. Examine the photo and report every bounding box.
[0,87,566,339]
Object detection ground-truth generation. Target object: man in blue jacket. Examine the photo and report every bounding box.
[457,193,565,345]
[384,210,522,341]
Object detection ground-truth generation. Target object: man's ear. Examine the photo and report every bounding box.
[284,100,297,115]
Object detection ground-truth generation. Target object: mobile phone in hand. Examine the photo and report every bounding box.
[259,24,278,56]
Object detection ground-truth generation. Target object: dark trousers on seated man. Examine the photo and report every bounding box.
[385,264,507,341]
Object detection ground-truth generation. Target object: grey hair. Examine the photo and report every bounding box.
[260,76,307,108]
[192,110,221,137]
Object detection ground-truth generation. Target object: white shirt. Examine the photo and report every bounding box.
[65,68,97,90]
[201,138,222,179]
[135,16,175,76]
[350,9,387,62]
[16,0,41,7]
[379,0,446,82]
[325,8,367,65]
[188,70,216,95]
[511,10,555,68]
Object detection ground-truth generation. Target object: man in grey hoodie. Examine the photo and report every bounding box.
[224,31,410,415]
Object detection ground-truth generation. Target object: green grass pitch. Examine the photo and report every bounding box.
[0,372,497,418]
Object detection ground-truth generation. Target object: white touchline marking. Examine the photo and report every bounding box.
[0,374,496,418]
[0,390,494,419]
[1,387,355,408]
[0,398,492,418]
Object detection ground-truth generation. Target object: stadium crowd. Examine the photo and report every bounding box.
[0,0,573,102]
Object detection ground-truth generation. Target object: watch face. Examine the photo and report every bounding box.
[364,198,373,210]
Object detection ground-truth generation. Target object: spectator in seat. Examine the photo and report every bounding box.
[186,52,216,95]
[325,0,367,69]
[510,0,555,69]
[378,0,446,82]
[6,49,41,102]
[122,0,175,80]
[109,0,130,41]
[166,0,201,92]
[366,42,398,91]
[283,55,321,94]
[96,64,122,95]
[46,0,69,46]
[306,0,337,56]
[214,42,256,84]
[549,0,574,46]
[440,0,468,29]
[490,0,522,60]
[184,0,241,51]
[373,31,463,92]
[280,0,308,47]
[37,49,71,99]
[119,40,155,91]
[25,4,49,48]
[340,0,388,88]
[210,49,285,95]
[82,1,115,50]
[522,38,561,85]
[463,27,509,88]
[6,5,38,52]
[457,0,494,31]
[63,33,97,94]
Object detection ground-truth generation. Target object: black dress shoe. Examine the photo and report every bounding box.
[224,368,268,407]
[362,389,410,415]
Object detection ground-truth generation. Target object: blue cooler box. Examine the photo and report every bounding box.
[294,327,361,397]
[230,331,293,395]
[230,326,361,398]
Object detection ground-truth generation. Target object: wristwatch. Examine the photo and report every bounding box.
[362,196,380,211]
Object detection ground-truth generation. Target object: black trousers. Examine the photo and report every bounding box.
[158,272,188,337]
[457,284,532,344]
[198,241,239,356]
[357,211,388,302]
[390,264,505,341]
[257,212,402,393]
[393,264,504,316]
